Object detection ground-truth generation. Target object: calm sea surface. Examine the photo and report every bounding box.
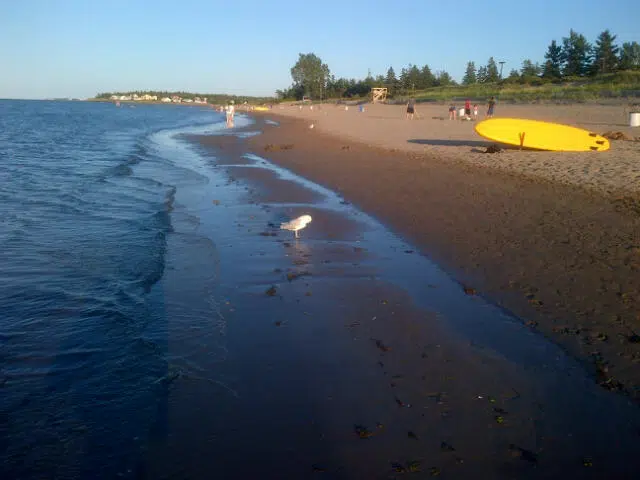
[0,100,228,478]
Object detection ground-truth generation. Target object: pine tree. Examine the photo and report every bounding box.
[561,29,592,77]
[385,66,397,92]
[591,30,619,74]
[408,65,421,91]
[543,40,563,78]
[399,67,409,91]
[462,61,477,85]
[477,66,488,83]
[486,57,500,82]
[507,69,521,82]
[420,65,435,88]
[520,59,539,77]
[619,41,640,70]
[434,71,454,86]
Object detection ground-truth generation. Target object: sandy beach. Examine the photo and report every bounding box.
[164,118,640,478]
[231,107,640,405]
[264,102,640,196]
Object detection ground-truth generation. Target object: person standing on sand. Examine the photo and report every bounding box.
[226,100,235,127]
[464,99,471,120]
[473,104,479,120]
[448,104,457,120]
[486,97,496,118]
[406,98,416,120]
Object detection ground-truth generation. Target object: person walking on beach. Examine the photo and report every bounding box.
[226,100,235,127]
[464,99,471,120]
[406,98,416,120]
[473,104,479,120]
[486,97,496,118]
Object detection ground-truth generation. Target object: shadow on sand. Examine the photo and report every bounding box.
[577,121,628,128]
[408,138,491,148]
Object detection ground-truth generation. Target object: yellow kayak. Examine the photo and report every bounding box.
[475,118,610,152]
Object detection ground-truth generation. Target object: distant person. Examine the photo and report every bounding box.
[464,99,471,120]
[486,97,496,118]
[448,104,456,120]
[473,104,479,120]
[406,98,416,120]
[226,100,235,127]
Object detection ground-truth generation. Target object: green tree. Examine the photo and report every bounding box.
[592,30,619,74]
[561,30,592,76]
[520,59,540,77]
[419,65,436,88]
[543,40,563,78]
[399,67,409,91]
[385,66,398,92]
[290,53,330,100]
[407,64,421,91]
[486,57,500,82]
[477,65,488,83]
[462,61,477,85]
[505,69,521,83]
[619,41,640,70]
[434,71,454,86]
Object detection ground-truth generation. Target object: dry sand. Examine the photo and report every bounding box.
[268,102,640,196]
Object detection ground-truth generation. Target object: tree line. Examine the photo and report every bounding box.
[279,29,640,100]
[277,54,454,100]
[463,29,640,86]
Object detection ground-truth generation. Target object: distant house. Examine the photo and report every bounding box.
[110,95,119,100]
[141,94,157,101]
[161,97,172,103]
[183,98,193,103]
[171,96,182,103]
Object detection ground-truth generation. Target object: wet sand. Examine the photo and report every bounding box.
[153,119,640,479]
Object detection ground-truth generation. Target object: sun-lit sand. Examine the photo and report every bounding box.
[268,102,640,196]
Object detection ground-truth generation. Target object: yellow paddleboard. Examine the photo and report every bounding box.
[253,106,270,112]
[474,118,610,152]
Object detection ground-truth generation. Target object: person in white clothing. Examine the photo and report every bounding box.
[226,100,235,127]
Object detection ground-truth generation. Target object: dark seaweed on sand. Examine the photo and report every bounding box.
[265,285,278,296]
[509,444,538,464]
[373,338,391,352]
[353,424,374,439]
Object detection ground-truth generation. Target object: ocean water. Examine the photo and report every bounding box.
[0,100,230,478]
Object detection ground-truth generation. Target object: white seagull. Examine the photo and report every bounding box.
[280,214,312,238]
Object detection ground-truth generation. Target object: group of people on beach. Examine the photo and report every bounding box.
[406,96,496,120]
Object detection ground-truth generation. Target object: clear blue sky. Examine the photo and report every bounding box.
[1,0,638,99]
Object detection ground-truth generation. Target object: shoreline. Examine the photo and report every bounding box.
[242,112,640,400]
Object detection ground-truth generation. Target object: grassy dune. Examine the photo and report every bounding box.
[394,71,640,104]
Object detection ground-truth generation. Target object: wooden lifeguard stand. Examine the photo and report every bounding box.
[371,87,388,103]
